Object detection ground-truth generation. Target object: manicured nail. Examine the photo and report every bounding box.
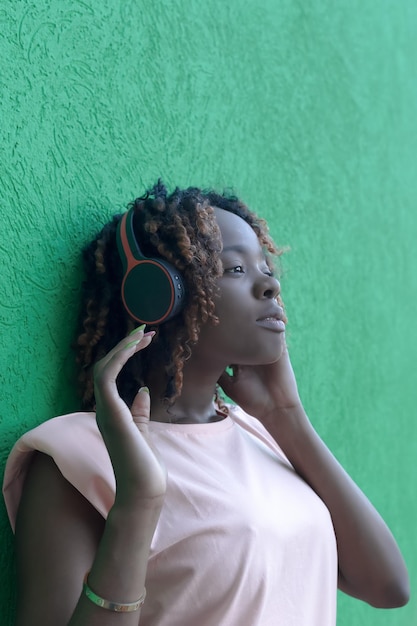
[139,386,149,394]
[129,324,146,336]
[125,339,141,349]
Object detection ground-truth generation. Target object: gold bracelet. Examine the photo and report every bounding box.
[83,572,146,612]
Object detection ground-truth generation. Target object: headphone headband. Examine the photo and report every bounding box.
[116,209,186,325]
[117,210,145,269]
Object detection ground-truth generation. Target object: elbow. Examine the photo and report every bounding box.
[340,569,411,609]
[368,577,411,609]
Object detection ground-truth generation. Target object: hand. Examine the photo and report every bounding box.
[218,338,302,421]
[94,328,167,506]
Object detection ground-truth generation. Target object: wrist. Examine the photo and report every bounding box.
[262,401,308,430]
[99,501,162,566]
[261,403,314,457]
[112,492,165,517]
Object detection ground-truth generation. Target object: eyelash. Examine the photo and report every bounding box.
[224,265,274,277]
[224,265,244,274]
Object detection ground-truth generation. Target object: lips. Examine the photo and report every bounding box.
[256,306,286,332]
[256,306,285,323]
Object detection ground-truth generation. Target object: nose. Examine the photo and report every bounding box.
[254,273,281,300]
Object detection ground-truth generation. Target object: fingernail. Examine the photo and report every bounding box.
[129,323,146,336]
[125,339,141,349]
[139,386,149,394]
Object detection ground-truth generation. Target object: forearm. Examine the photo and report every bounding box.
[69,499,163,626]
[262,405,410,607]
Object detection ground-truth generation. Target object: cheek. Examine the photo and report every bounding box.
[237,331,285,364]
[210,289,284,362]
[214,290,251,327]
[216,320,285,364]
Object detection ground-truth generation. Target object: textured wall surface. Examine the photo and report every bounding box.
[1,1,416,624]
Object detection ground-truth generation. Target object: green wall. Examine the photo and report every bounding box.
[1,1,416,624]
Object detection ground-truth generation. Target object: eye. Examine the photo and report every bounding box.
[224,265,245,274]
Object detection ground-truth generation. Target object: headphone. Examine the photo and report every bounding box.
[116,208,186,325]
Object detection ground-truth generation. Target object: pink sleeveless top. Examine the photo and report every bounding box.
[3,407,338,626]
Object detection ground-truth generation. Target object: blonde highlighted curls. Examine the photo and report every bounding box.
[74,181,284,410]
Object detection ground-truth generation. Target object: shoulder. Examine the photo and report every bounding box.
[17,411,100,445]
[3,412,114,530]
[227,404,292,467]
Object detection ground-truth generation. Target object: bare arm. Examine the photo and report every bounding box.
[262,404,410,607]
[219,345,410,608]
[15,328,166,626]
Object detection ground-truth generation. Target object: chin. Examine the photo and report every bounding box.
[247,341,285,365]
[267,344,286,363]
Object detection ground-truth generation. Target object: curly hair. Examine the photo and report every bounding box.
[74,181,283,410]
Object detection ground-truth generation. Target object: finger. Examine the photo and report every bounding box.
[95,331,155,388]
[131,388,160,455]
[95,325,154,372]
[131,387,151,425]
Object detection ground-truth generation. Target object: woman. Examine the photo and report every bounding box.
[3,182,409,625]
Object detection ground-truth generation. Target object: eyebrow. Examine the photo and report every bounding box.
[221,244,268,259]
[221,245,250,254]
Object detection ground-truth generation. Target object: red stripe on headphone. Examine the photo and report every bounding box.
[119,212,175,324]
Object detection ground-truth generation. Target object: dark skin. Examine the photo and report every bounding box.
[14,209,409,625]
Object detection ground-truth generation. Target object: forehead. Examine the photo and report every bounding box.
[213,208,260,251]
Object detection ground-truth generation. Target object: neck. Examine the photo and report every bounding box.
[147,354,227,424]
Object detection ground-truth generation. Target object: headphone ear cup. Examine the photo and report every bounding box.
[121,259,185,325]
